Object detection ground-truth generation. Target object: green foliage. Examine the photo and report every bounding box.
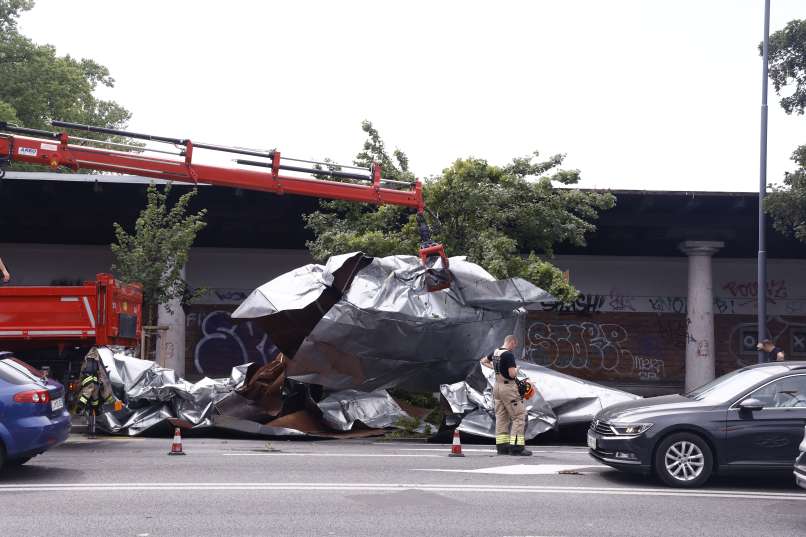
[767,19,806,115]
[305,122,615,302]
[0,0,133,171]
[0,0,32,32]
[766,145,806,242]
[764,19,806,242]
[111,183,207,322]
[388,388,438,410]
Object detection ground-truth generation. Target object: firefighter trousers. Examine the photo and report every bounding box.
[77,378,113,412]
[493,377,526,447]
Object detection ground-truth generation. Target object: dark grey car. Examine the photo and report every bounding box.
[795,426,806,489]
[588,362,806,487]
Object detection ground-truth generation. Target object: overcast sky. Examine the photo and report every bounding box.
[18,0,806,192]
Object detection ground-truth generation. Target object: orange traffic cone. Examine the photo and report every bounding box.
[168,427,186,456]
[449,429,464,457]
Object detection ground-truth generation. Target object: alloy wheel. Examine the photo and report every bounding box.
[664,440,705,482]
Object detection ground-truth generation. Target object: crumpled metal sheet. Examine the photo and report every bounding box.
[232,252,553,392]
[318,389,410,431]
[94,348,415,437]
[516,362,641,425]
[97,348,249,435]
[440,362,640,440]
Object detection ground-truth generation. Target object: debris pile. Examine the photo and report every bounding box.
[96,252,638,439]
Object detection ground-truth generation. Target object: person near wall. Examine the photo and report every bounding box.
[479,335,533,456]
[756,339,785,362]
[0,256,9,283]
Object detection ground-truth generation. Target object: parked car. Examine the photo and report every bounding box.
[795,426,806,489]
[0,352,71,469]
[588,361,806,487]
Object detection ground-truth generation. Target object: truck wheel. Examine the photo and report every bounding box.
[654,432,713,488]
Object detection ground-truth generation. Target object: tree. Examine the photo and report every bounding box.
[111,183,207,326]
[304,121,615,302]
[0,1,132,156]
[764,19,806,241]
[765,146,806,242]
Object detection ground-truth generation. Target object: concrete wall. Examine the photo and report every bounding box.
[523,255,806,394]
[543,255,806,316]
[0,243,312,291]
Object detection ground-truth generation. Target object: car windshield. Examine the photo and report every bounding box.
[686,365,790,403]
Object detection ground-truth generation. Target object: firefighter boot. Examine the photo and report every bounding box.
[496,444,510,455]
[509,445,533,456]
[87,411,97,439]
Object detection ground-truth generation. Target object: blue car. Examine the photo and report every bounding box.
[0,352,71,469]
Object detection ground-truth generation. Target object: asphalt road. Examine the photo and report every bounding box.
[1,435,804,537]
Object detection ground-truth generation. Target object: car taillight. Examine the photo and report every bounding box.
[13,389,51,404]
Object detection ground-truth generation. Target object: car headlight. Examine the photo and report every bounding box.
[611,423,653,436]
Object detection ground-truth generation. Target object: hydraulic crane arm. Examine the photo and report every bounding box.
[0,121,451,291]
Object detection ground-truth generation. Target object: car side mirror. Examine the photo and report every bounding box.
[738,398,765,411]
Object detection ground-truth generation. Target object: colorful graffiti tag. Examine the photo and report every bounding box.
[186,310,278,376]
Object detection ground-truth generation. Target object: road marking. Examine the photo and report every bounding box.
[416,463,608,475]
[221,452,444,458]
[65,437,145,443]
[397,448,588,454]
[0,482,802,501]
[374,442,583,449]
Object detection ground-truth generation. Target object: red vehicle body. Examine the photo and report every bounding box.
[0,274,142,389]
[0,273,142,349]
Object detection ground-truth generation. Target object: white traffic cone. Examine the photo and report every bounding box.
[168,427,186,456]
[449,429,465,457]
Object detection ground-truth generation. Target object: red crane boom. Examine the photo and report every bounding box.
[0,121,450,291]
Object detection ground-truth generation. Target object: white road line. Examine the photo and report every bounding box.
[374,442,584,449]
[417,463,608,475]
[221,452,445,458]
[0,482,801,501]
[397,448,588,454]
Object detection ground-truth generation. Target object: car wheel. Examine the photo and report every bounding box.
[654,432,713,488]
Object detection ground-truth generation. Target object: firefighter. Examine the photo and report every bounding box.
[74,347,122,438]
[480,335,532,456]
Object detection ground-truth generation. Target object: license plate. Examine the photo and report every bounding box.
[51,397,64,411]
[587,432,597,450]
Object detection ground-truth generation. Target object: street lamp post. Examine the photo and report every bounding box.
[757,0,770,364]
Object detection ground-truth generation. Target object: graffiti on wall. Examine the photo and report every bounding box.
[186,310,278,376]
[722,280,788,303]
[541,294,606,315]
[527,321,632,374]
[648,296,687,314]
[533,279,803,316]
[524,318,678,382]
[632,356,666,381]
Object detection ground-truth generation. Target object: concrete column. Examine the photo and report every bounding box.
[157,268,186,377]
[679,241,724,392]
